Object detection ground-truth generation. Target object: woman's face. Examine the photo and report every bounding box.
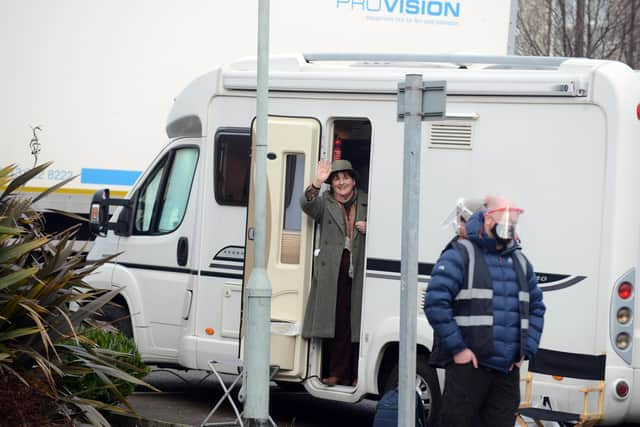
[331,171,355,200]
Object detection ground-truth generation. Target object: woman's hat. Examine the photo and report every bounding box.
[326,159,359,184]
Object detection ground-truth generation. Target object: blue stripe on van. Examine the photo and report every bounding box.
[81,168,142,186]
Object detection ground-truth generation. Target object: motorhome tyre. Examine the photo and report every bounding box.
[102,303,133,338]
[382,353,441,425]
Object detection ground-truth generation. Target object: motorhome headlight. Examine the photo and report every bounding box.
[618,282,633,300]
[617,307,632,325]
[615,379,630,399]
[615,332,631,350]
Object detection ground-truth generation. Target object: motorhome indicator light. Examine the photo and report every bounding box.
[205,327,215,335]
[618,282,633,300]
[90,204,100,223]
[615,332,630,350]
[617,307,632,325]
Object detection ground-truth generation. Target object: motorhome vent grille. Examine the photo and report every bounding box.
[428,122,473,148]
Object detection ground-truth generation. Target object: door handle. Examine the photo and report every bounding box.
[182,290,193,319]
[177,237,188,266]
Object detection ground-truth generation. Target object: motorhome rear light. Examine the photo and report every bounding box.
[617,307,632,325]
[618,282,633,300]
[637,103,640,120]
[615,380,630,398]
[616,332,631,350]
[205,327,215,335]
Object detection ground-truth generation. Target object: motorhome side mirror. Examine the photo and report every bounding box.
[113,190,135,237]
[89,189,111,237]
[89,189,133,237]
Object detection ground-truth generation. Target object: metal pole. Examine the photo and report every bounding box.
[243,0,271,425]
[399,74,422,427]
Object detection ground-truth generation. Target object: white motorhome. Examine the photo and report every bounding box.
[87,53,640,424]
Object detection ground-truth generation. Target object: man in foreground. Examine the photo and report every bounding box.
[425,196,546,427]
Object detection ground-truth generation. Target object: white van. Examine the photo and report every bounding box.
[87,53,640,424]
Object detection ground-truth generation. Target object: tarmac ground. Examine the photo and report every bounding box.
[122,369,376,427]
[121,369,640,427]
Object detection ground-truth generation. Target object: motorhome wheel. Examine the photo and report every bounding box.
[102,303,133,338]
[382,353,441,424]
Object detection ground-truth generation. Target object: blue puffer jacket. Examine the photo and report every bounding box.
[424,211,545,373]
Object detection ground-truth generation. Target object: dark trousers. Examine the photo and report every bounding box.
[327,249,357,382]
[439,362,520,427]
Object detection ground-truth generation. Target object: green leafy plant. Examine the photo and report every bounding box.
[60,327,150,404]
[0,163,156,426]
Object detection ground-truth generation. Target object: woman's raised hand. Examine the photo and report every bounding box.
[313,160,332,188]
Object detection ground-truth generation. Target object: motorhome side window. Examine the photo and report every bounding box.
[214,129,251,206]
[281,153,305,264]
[133,147,199,235]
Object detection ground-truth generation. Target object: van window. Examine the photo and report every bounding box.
[214,128,251,206]
[280,153,305,264]
[157,148,199,232]
[133,146,199,235]
[135,160,166,233]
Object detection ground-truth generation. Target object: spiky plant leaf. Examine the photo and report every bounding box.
[0,267,37,291]
[0,237,48,263]
[0,225,22,235]
[1,162,154,426]
[0,165,17,189]
[73,403,111,427]
[0,161,51,199]
[0,326,41,341]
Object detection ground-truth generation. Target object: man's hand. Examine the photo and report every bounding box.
[355,221,366,234]
[313,160,332,188]
[509,357,524,371]
[453,348,478,368]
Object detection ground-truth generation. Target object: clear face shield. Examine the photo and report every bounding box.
[441,198,485,235]
[485,206,524,240]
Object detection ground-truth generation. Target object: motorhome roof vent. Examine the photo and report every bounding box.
[428,121,474,149]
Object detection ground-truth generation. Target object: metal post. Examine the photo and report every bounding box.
[398,74,422,427]
[397,76,445,427]
[243,0,271,425]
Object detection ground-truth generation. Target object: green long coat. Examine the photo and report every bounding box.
[300,189,368,343]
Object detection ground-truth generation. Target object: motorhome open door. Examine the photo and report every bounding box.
[242,116,321,381]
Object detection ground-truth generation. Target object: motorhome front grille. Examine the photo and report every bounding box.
[428,122,473,148]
